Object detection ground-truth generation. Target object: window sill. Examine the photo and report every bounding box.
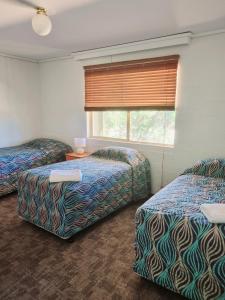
[87,136,174,149]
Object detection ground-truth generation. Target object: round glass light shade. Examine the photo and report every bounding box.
[32,13,52,36]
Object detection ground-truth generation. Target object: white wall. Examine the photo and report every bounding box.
[0,56,41,147]
[39,32,225,193]
[39,59,86,146]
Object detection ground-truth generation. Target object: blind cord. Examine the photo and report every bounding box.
[161,65,167,189]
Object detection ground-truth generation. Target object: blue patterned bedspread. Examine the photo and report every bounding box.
[134,174,225,300]
[17,147,151,239]
[0,138,72,197]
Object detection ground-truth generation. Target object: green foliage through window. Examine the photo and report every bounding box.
[91,110,175,145]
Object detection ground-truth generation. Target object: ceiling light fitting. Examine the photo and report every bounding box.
[32,7,52,37]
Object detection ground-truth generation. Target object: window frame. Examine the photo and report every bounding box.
[87,110,175,148]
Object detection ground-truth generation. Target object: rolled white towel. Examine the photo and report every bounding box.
[49,169,82,183]
[200,204,225,223]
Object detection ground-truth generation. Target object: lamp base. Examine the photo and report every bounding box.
[76,147,85,154]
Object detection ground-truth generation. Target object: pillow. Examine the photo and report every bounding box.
[24,138,72,153]
[182,159,225,179]
[25,138,60,149]
[91,146,142,165]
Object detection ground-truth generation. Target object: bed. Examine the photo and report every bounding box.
[133,159,225,300]
[17,147,151,239]
[0,138,72,197]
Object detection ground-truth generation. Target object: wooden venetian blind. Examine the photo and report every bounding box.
[84,55,179,111]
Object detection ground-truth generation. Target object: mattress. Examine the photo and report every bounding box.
[134,174,225,300]
[0,138,72,197]
[17,147,151,239]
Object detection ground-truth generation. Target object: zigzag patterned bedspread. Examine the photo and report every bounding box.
[17,147,151,239]
[0,138,72,197]
[134,174,225,300]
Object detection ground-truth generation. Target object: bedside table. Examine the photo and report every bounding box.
[66,152,90,161]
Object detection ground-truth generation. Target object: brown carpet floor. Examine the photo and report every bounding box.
[0,193,185,300]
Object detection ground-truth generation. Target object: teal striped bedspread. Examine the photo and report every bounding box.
[0,138,72,197]
[134,172,225,300]
[17,147,151,239]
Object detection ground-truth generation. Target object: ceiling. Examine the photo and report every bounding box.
[0,0,225,60]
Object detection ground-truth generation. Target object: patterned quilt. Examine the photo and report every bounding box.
[17,147,151,239]
[134,174,225,300]
[0,138,72,197]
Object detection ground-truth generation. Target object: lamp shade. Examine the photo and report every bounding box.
[74,138,86,148]
[32,13,52,36]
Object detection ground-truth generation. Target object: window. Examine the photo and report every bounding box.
[85,55,178,146]
[92,111,127,140]
[89,110,175,145]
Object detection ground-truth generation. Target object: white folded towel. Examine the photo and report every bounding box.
[49,169,82,183]
[200,204,225,223]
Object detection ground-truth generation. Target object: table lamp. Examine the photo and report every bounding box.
[74,138,86,154]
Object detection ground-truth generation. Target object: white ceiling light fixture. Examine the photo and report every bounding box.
[32,7,52,36]
[1,1,52,36]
